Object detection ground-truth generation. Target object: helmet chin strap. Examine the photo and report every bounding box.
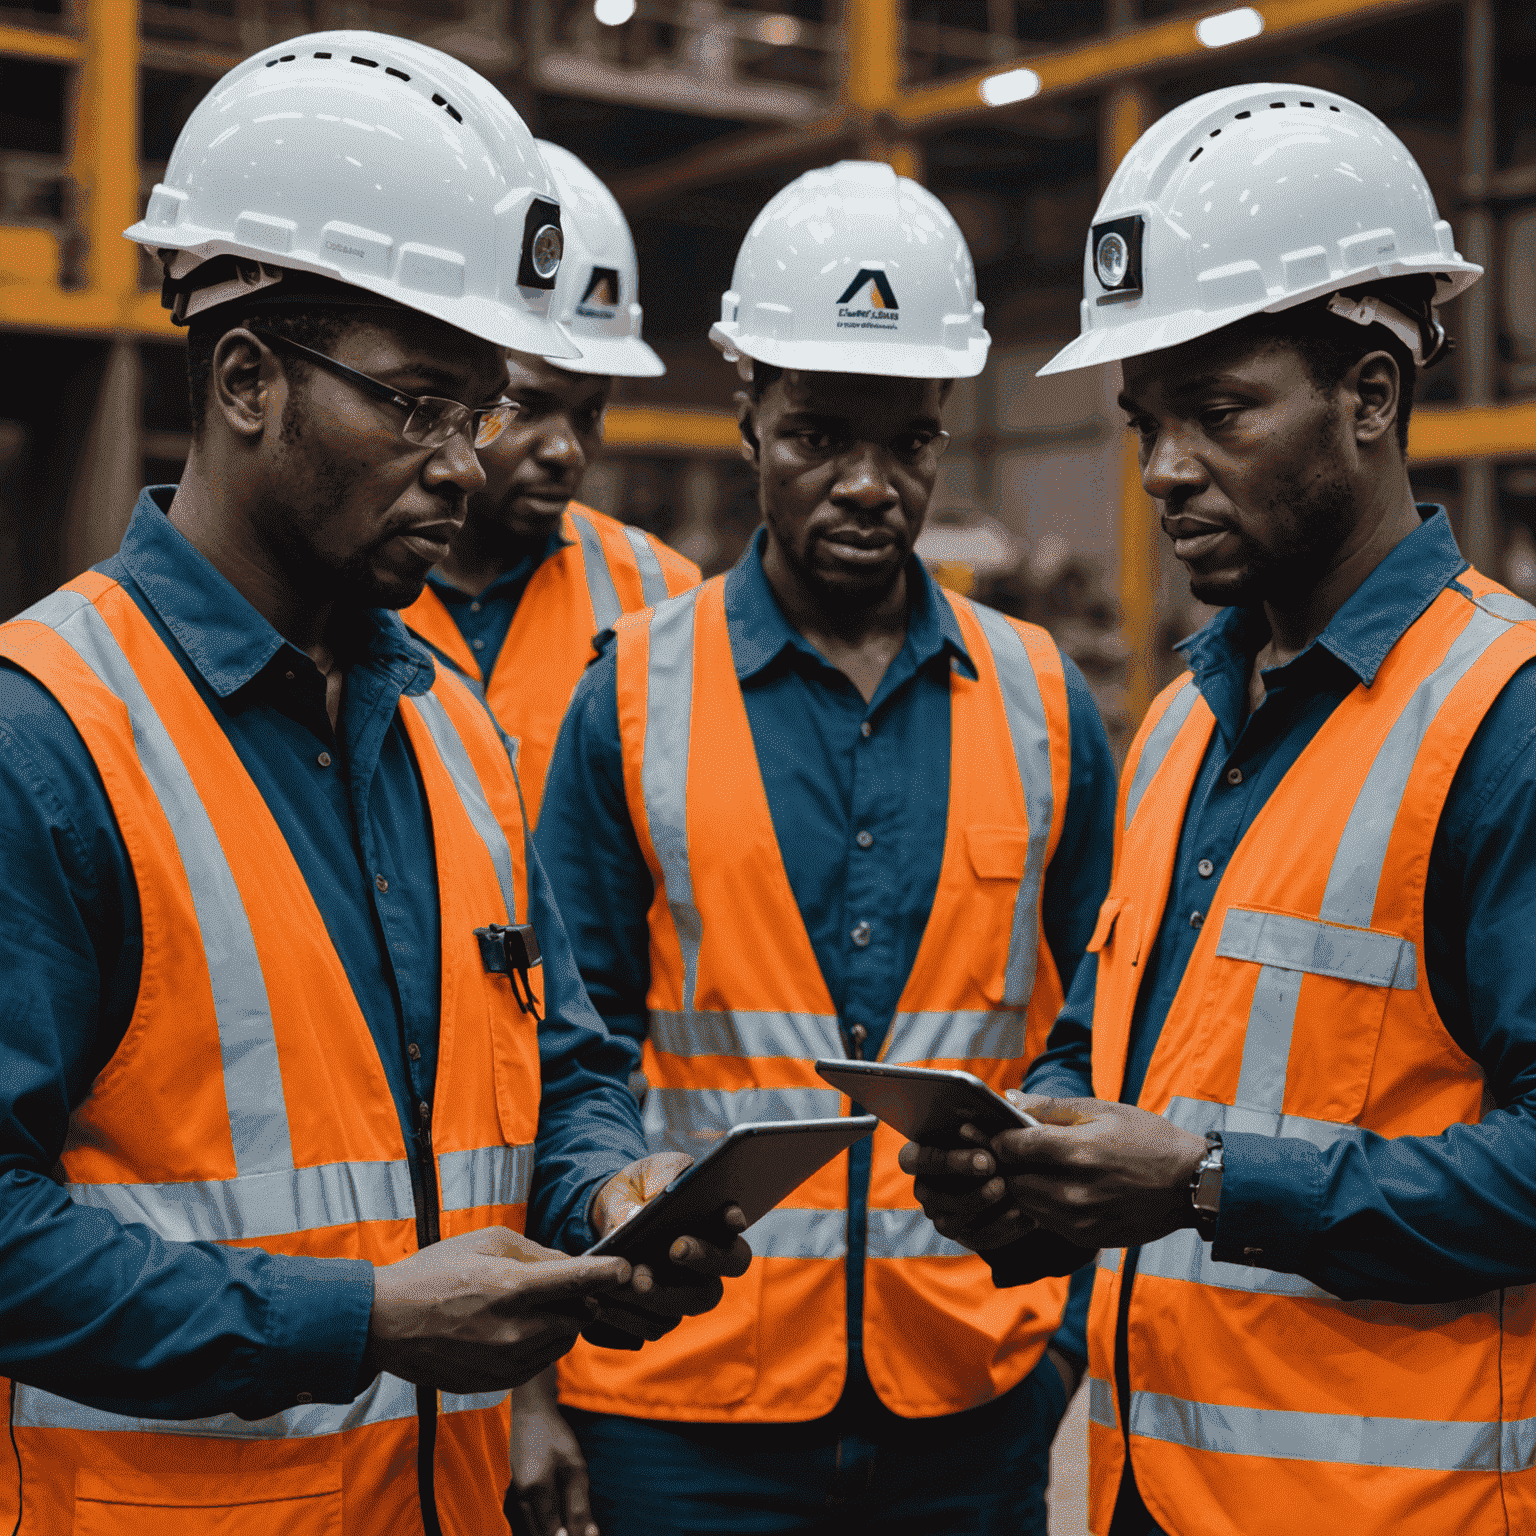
[1324,292,1451,369]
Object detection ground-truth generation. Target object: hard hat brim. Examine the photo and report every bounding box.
[1038,255,1481,377]
[710,324,988,381]
[124,224,583,360]
[544,332,666,378]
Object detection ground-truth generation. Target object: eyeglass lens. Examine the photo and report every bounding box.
[401,399,514,451]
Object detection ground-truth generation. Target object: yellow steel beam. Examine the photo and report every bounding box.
[603,405,742,455]
[616,0,1450,207]
[1408,400,1536,464]
[0,21,84,64]
[894,0,1453,127]
[71,0,141,314]
[844,0,901,111]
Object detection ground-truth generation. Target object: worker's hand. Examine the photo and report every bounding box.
[898,1128,1034,1253]
[362,1227,631,1393]
[986,1093,1208,1249]
[584,1151,753,1346]
[507,1365,597,1536]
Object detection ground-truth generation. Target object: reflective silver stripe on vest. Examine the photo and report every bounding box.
[643,1086,843,1156]
[1123,677,1200,830]
[746,1205,847,1259]
[12,1373,504,1439]
[1097,1247,1121,1273]
[1220,603,1519,1119]
[622,524,671,607]
[1473,590,1536,625]
[967,602,1056,1008]
[570,510,624,632]
[1506,1412,1536,1471]
[438,1142,534,1212]
[409,690,519,924]
[640,588,705,1011]
[22,589,293,1176]
[865,1207,970,1260]
[1087,1376,1116,1429]
[882,1009,1028,1064]
[648,1009,842,1061]
[1127,1389,1530,1473]
[67,1157,415,1244]
[1321,604,1517,930]
[1217,909,1417,990]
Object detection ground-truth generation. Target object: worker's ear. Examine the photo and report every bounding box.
[735,390,760,468]
[210,327,277,441]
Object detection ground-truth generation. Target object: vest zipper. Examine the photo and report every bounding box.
[413,1099,445,1536]
[1107,1244,1145,1531]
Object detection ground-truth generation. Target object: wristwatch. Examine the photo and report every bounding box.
[1189,1131,1224,1240]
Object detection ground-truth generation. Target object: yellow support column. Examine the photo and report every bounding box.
[72,0,142,316]
[844,0,901,111]
[1104,81,1157,728]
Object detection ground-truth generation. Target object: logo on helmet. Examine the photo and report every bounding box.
[1091,215,1144,305]
[835,269,899,331]
[577,267,621,317]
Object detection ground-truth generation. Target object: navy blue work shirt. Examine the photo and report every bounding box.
[537,528,1119,1382]
[421,525,566,679]
[0,489,646,1423]
[1031,508,1536,1302]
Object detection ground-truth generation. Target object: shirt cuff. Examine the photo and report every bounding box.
[1210,1131,1325,1273]
[242,1255,375,1420]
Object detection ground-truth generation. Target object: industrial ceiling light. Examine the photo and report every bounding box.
[1195,6,1265,47]
[755,14,801,46]
[979,66,1042,107]
[594,0,637,25]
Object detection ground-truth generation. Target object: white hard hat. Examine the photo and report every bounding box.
[709,160,989,380]
[124,31,578,357]
[536,140,664,378]
[1039,83,1481,377]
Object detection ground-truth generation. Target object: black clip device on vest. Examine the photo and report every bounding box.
[475,924,543,1023]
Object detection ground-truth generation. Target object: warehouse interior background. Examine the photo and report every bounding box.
[1,1,1532,1530]
[2,0,1534,749]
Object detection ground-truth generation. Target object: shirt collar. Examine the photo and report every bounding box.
[117,487,437,699]
[722,526,973,682]
[424,524,566,608]
[1178,505,1466,693]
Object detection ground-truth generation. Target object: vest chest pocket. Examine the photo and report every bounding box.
[965,826,1033,1001]
[74,1462,342,1536]
[1202,907,1416,1123]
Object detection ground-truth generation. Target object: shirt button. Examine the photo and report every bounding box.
[296,1391,313,1404]
[472,638,485,651]
[376,874,389,893]
[1197,858,1214,878]
[1226,767,1244,785]
[855,830,874,849]
[284,670,295,683]
[860,721,872,739]
[1189,910,1204,929]
[470,601,482,613]
[851,920,872,947]
[317,751,332,769]
[407,1042,421,1061]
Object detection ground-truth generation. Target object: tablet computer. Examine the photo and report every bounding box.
[584,1116,877,1263]
[814,1061,1041,1145]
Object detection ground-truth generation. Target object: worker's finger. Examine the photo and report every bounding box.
[898,1141,998,1179]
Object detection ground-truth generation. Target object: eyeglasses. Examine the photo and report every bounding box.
[250,328,518,451]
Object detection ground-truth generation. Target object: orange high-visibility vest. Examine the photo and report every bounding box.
[1082,574,1536,1536]
[558,577,1074,1422]
[0,572,544,1536]
[402,504,699,824]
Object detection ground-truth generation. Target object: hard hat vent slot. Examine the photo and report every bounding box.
[313,52,331,59]
[432,93,464,124]
[1189,147,1203,162]
[1300,101,1315,108]
[265,55,297,66]
[1270,101,1285,109]
[350,55,378,68]
[386,67,410,81]
[1235,110,1251,119]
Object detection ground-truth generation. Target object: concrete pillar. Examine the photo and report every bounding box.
[62,339,143,578]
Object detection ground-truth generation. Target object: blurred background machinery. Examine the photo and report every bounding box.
[2,0,1535,755]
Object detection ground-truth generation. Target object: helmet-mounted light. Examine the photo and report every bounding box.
[1091,215,1144,303]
